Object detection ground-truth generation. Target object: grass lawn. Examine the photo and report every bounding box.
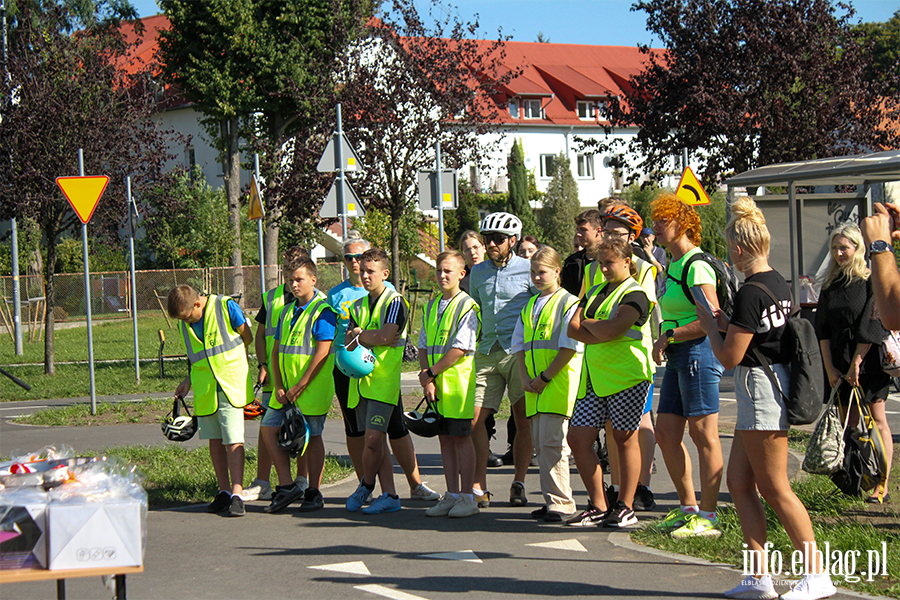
[107,444,354,509]
[631,429,900,598]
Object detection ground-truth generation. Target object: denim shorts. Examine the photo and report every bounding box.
[658,336,723,418]
[643,382,654,415]
[260,403,326,436]
[734,364,789,431]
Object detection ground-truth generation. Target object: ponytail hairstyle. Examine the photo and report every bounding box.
[725,197,770,268]
[530,246,562,285]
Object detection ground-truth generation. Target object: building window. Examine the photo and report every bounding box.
[540,154,557,178]
[577,154,594,178]
[522,99,542,119]
[577,101,595,121]
[508,100,518,118]
[597,101,610,119]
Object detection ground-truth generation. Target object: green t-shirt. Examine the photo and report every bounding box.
[659,247,716,329]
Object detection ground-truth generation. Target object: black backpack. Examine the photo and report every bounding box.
[744,282,825,426]
[667,251,739,316]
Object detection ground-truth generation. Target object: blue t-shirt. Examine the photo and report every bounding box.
[275,297,337,342]
[327,279,396,350]
[190,298,246,342]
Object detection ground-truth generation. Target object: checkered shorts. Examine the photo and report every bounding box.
[570,379,650,432]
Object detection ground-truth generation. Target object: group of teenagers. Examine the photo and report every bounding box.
[167,189,899,600]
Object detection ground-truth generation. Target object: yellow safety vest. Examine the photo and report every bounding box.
[348,288,408,408]
[424,292,480,419]
[262,284,289,392]
[521,288,583,418]
[578,278,654,398]
[180,295,252,416]
[584,256,658,305]
[274,298,336,414]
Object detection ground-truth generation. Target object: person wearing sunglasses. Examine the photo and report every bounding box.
[469,212,536,509]
[326,233,440,504]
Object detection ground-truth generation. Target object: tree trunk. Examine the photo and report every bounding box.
[221,117,244,304]
[43,221,58,376]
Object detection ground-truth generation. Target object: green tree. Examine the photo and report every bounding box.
[537,153,580,255]
[506,139,538,238]
[855,9,900,93]
[0,2,170,374]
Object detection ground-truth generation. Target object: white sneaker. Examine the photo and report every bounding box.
[724,575,777,600]
[425,493,457,517]
[243,478,273,502]
[780,573,836,600]
[448,494,479,518]
[410,482,440,501]
[293,476,309,493]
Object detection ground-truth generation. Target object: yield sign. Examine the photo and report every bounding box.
[56,176,110,224]
[320,178,365,218]
[248,175,265,221]
[675,166,711,206]
[316,134,365,173]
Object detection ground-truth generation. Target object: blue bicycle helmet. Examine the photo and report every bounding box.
[335,343,376,379]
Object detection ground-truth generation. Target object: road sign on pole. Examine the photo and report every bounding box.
[316,134,365,173]
[418,171,458,211]
[55,175,110,223]
[675,166,711,206]
[248,174,265,220]
[321,178,365,218]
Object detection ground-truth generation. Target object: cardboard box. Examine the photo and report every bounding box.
[47,500,143,570]
[0,502,48,570]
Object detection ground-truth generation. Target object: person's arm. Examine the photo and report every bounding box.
[271,339,290,405]
[641,239,664,275]
[651,282,717,362]
[516,350,537,394]
[524,348,577,397]
[175,376,191,398]
[237,321,253,347]
[844,343,871,388]
[287,339,332,403]
[582,305,641,342]
[819,339,841,389]
[255,322,268,386]
[861,202,900,329]
[567,305,602,344]
[696,307,753,370]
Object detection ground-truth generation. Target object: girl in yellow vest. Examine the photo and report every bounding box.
[513,247,584,521]
[418,250,481,518]
[567,238,654,528]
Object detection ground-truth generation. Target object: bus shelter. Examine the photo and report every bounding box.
[726,150,900,301]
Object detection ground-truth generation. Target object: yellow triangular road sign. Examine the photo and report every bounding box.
[56,176,110,224]
[248,175,264,221]
[675,167,711,206]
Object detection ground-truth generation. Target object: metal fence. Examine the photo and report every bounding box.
[0,262,349,326]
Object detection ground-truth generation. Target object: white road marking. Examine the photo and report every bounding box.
[419,549,482,563]
[526,538,588,552]
[354,584,430,600]
[308,561,371,575]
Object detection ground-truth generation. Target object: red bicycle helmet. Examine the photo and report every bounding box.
[603,205,643,238]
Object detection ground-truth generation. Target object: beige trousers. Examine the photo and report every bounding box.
[531,412,576,513]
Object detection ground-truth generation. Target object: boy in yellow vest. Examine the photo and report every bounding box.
[344,249,409,514]
[267,256,337,513]
[169,285,253,517]
[418,250,481,518]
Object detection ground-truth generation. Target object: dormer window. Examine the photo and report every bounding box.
[597,100,610,119]
[522,99,542,119]
[508,100,519,118]
[577,101,595,121]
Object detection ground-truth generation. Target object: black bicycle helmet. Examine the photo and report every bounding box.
[278,405,310,458]
[161,395,197,442]
[402,397,443,438]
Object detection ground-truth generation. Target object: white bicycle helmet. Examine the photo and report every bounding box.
[480,212,522,238]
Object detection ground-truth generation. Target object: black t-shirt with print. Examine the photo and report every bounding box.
[579,282,649,327]
[730,269,792,368]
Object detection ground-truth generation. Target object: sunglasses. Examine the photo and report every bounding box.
[484,233,509,245]
[343,253,363,262]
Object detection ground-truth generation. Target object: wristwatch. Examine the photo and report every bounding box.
[258,362,267,370]
[664,328,675,345]
[869,240,892,254]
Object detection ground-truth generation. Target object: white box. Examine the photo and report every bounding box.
[0,502,48,569]
[47,500,143,570]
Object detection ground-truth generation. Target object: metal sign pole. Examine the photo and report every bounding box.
[254,154,265,293]
[435,142,445,252]
[127,177,139,384]
[336,104,347,239]
[78,149,97,414]
[2,0,21,355]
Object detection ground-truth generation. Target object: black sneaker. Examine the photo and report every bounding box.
[500,447,514,466]
[602,500,637,528]
[227,495,245,517]
[633,484,656,512]
[531,506,548,519]
[543,511,573,523]
[298,488,325,512]
[604,483,618,509]
[487,453,503,468]
[565,502,607,527]
[207,491,231,513]
[265,483,306,513]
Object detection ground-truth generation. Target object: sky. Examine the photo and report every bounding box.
[132,0,898,48]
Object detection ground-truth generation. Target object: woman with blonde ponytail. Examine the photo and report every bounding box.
[696,197,835,600]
